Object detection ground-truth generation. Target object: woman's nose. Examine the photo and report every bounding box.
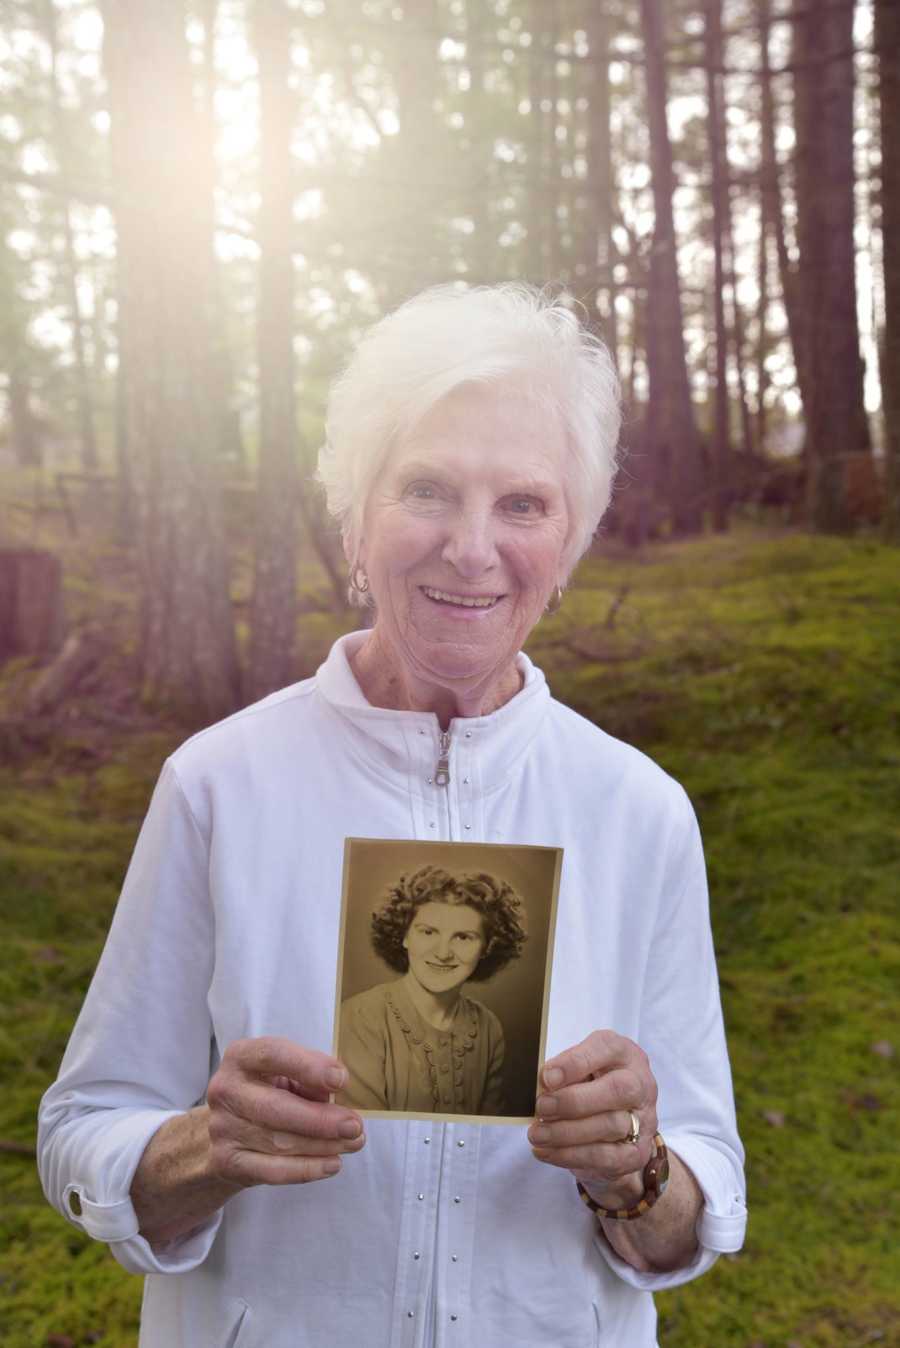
[441,507,499,579]
[435,934,454,960]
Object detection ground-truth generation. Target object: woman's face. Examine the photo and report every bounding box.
[403,901,486,996]
[356,382,570,698]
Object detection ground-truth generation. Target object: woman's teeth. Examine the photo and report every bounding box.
[422,586,498,608]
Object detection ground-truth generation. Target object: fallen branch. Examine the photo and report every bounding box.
[604,583,631,631]
[0,1138,36,1158]
[24,627,107,717]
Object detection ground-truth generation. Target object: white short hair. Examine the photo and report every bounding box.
[316,283,621,584]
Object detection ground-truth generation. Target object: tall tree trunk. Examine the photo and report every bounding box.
[102,0,240,721]
[247,0,298,702]
[758,0,810,426]
[104,59,134,539]
[546,1,562,281]
[875,0,900,540]
[42,0,98,472]
[756,184,770,453]
[465,0,493,283]
[7,368,41,468]
[705,0,730,531]
[526,0,550,282]
[793,0,870,531]
[640,0,706,534]
[582,5,618,355]
[378,0,444,305]
[198,0,246,475]
[724,212,755,459]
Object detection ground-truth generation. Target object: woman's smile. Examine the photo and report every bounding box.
[419,585,503,612]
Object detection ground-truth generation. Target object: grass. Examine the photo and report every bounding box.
[1,524,898,1347]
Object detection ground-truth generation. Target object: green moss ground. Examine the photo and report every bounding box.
[1,529,898,1346]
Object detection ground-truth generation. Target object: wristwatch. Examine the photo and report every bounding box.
[575,1133,670,1221]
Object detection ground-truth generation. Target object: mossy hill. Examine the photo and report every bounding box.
[1,528,897,1347]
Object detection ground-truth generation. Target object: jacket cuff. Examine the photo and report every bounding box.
[593,1227,720,1292]
[108,1212,225,1276]
[590,1134,747,1292]
[46,1107,224,1276]
[666,1133,747,1254]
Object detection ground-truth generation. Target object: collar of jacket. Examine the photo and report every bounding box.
[313,631,551,795]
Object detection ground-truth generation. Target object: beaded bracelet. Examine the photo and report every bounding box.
[575,1133,669,1221]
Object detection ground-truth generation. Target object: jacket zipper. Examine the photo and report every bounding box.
[434,730,451,786]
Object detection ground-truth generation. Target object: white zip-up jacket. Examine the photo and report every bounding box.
[38,633,747,1348]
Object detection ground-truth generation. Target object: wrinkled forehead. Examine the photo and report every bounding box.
[372,382,571,502]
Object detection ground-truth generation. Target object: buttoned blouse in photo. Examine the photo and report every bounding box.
[37,631,748,1348]
[338,978,505,1115]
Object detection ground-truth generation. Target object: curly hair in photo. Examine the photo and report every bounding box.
[370,864,527,982]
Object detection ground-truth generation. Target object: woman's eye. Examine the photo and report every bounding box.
[505,496,543,516]
[405,482,437,501]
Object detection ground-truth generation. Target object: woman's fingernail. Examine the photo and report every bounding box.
[272,1131,297,1151]
[322,1159,341,1176]
[339,1119,361,1139]
[536,1094,557,1117]
[543,1067,563,1090]
[530,1124,551,1144]
[326,1066,347,1090]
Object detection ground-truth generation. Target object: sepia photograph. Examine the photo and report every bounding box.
[332,838,562,1122]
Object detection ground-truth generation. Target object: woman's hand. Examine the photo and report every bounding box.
[527,1029,658,1205]
[206,1036,366,1189]
[132,1037,366,1246]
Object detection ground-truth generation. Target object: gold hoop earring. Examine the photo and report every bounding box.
[545,585,563,615]
[349,564,369,596]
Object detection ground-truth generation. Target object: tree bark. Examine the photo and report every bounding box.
[465,0,493,284]
[526,0,550,282]
[875,0,900,540]
[247,0,299,702]
[6,369,41,468]
[42,0,98,473]
[101,0,240,722]
[756,164,770,453]
[0,549,64,662]
[198,0,246,475]
[793,0,870,532]
[640,0,706,534]
[582,5,618,355]
[758,0,811,426]
[705,0,731,531]
[377,0,445,305]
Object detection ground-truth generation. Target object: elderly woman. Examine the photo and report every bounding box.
[338,864,527,1115]
[38,284,746,1348]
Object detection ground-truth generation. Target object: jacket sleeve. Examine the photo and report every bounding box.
[592,789,748,1292]
[37,758,223,1276]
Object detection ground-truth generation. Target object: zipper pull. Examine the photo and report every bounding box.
[434,730,451,786]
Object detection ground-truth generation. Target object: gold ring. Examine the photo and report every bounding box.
[625,1110,640,1145]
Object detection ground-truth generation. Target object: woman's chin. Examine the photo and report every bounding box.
[404,632,510,689]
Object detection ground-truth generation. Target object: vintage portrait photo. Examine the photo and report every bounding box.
[332,838,562,1123]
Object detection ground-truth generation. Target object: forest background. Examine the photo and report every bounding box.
[0,0,898,1345]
